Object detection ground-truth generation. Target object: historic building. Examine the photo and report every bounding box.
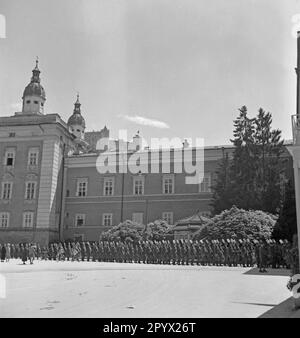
[0,61,293,244]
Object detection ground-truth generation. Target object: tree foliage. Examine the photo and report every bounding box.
[145,219,173,240]
[272,180,297,242]
[100,219,172,242]
[211,152,233,214]
[100,220,146,242]
[193,206,276,241]
[212,106,285,214]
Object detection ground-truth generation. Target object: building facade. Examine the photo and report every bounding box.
[0,61,293,244]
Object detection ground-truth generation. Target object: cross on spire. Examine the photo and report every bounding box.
[31,56,41,83]
[74,92,81,113]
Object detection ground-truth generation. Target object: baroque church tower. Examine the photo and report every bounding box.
[21,58,46,115]
[67,94,86,140]
[0,60,76,245]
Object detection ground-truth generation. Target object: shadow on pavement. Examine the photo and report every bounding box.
[231,301,277,307]
[260,297,300,318]
[243,268,290,277]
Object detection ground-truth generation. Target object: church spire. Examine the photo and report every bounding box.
[22,58,46,115]
[74,92,81,114]
[31,56,41,83]
[67,93,86,140]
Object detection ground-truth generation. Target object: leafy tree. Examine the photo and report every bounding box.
[193,206,276,241]
[100,219,173,242]
[145,219,172,240]
[100,220,146,242]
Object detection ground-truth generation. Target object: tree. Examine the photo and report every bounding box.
[100,219,173,242]
[211,106,285,214]
[253,109,284,213]
[211,151,233,214]
[272,180,297,242]
[145,219,173,240]
[229,106,257,209]
[193,206,276,241]
[100,220,146,242]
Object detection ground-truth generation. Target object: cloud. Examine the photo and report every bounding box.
[121,115,170,129]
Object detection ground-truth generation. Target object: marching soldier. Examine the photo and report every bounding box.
[86,242,91,262]
[258,239,268,273]
[91,242,97,261]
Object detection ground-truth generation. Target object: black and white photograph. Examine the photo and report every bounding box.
[0,0,300,322]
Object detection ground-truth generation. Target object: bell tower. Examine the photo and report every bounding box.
[67,94,86,140]
[22,58,46,115]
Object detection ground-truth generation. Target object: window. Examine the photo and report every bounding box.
[132,212,143,224]
[76,178,88,197]
[103,177,114,196]
[133,176,144,195]
[199,172,211,193]
[163,175,174,194]
[102,213,113,226]
[25,182,37,200]
[0,212,9,228]
[75,214,86,227]
[23,212,34,228]
[28,148,39,166]
[4,149,15,167]
[1,182,12,200]
[26,100,31,104]
[34,101,38,104]
[162,212,173,225]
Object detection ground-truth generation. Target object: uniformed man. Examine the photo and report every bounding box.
[258,239,268,272]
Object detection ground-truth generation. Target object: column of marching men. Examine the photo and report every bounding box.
[0,239,294,271]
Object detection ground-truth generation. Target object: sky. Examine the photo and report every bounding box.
[0,0,300,147]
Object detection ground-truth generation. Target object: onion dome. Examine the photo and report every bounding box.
[67,94,86,128]
[22,58,46,100]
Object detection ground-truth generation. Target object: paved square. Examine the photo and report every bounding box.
[0,260,292,318]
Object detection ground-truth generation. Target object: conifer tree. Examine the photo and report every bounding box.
[253,108,284,213]
[212,106,285,215]
[211,151,232,214]
[229,106,257,209]
[272,180,297,241]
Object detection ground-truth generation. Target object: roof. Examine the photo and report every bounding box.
[22,60,46,100]
[67,113,86,128]
[174,213,210,226]
[23,82,46,100]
